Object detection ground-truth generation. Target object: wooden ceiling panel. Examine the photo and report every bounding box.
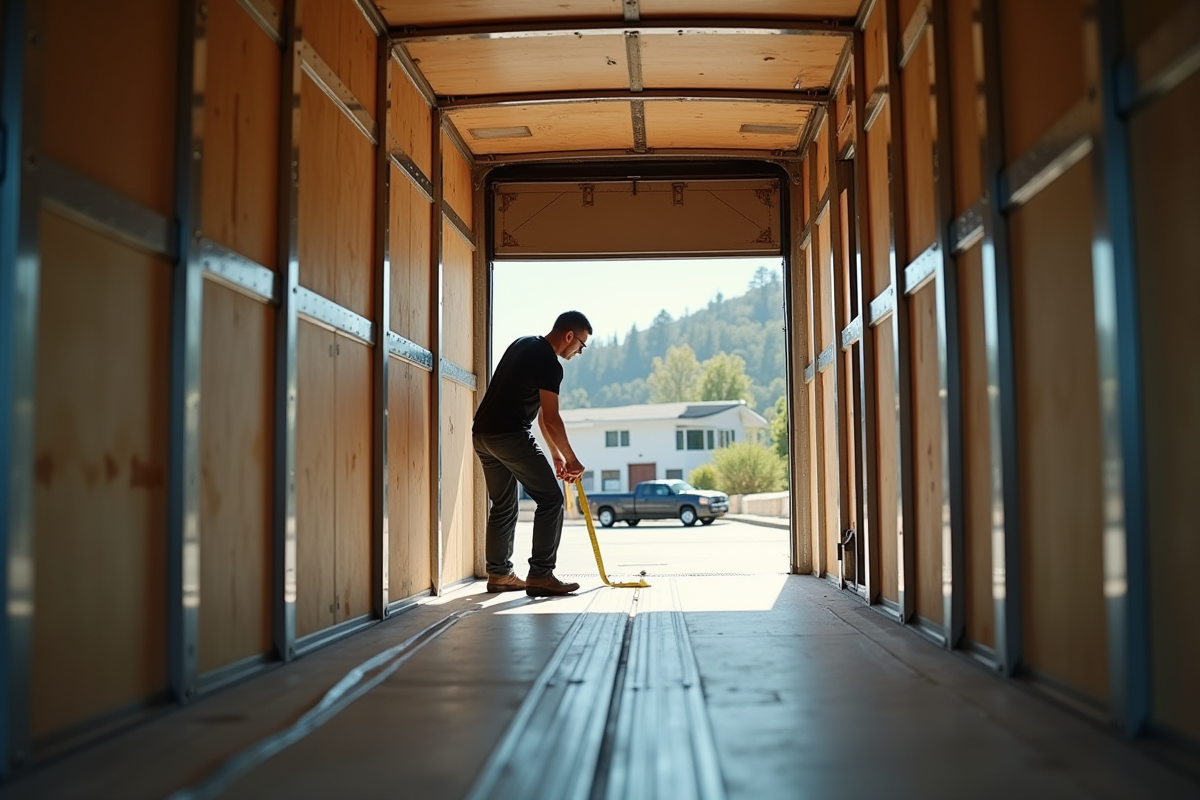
[640,33,845,91]
[377,1,622,29]
[405,35,632,96]
[445,102,634,155]
[639,0,862,19]
[644,100,812,149]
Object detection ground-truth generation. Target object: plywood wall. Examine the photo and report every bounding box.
[442,219,476,368]
[389,60,433,176]
[388,364,433,601]
[32,213,171,738]
[909,284,942,625]
[390,175,434,349]
[442,131,475,229]
[302,0,377,112]
[441,381,477,585]
[335,337,373,622]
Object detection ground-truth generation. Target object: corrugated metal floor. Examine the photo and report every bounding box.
[1,576,1195,800]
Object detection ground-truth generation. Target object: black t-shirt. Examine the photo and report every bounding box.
[472,336,563,434]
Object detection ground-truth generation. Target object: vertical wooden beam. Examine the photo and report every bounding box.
[827,107,853,589]
[429,109,445,593]
[168,0,204,704]
[785,175,813,576]
[885,0,917,623]
[371,28,390,620]
[272,0,301,663]
[979,0,1023,677]
[0,0,43,774]
[1083,0,1150,736]
[807,127,828,578]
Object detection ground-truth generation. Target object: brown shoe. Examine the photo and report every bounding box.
[486,573,526,593]
[525,573,580,597]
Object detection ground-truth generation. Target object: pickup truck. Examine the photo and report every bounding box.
[586,480,730,527]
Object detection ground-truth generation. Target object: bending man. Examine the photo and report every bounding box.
[472,311,591,597]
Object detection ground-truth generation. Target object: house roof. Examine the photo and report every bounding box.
[560,400,768,427]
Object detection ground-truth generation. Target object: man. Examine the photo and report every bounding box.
[472,311,591,597]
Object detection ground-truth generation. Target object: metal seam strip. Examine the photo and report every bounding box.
[804,363,815,384]
[1116,0,1200,114]
[863,83,889,132]
[817,344,836,372]
[898,0,931,70]
[236,0,282,45]
[298,40,379,145]
[631,99,648,153]
[389,149,434,201]
[903,244,939,295]
[1001,99,1093,210]
[830,38,854,95]
[868,284,895,326]
[386,331,434,371]
[441,116,476,169]
[623,0,640,22]
[372,26,391,621]
[625,31,643,92]
[442,205,477,251]
[390,44,438,109]
[441,89,832,110]
[950,198,985,254]
[394,20,856,43]
[198,238,277,303]
[352,0,387,37]
[40,157,176,259]
[841,315,863,350]
[295,286,375,345]
[440,357,477,390]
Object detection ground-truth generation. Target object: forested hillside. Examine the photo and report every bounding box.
[559,267,786,413]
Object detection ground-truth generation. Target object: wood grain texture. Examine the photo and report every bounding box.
[295,320,336,638]
[447,102,633,156]
[947,0,983,217]
[1010,158,1108,702]
[639,33,844,91]
[820,372,840,576]
[389,59,433,179]
[910,283,942,625]
[441,131,474,229]
[390,171,433,348]
[441,380,477,585]
[866,109,892,297]
[644,101,812,151]
[43,0,178,215]
[32,213,170,737]
[862,0,887,101]
[442,219,476,369]
[334,337,373,623]
[814,121,830,207]
[875,322,899,603]
[901,29,936,259]
[1130,71,1200,742]
[301,0,377,119]
[388,363,433,601]
[199,283,274,673]
[203,0,280,270]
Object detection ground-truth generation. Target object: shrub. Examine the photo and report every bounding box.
[689,462,721,490]
[712,441,785,495]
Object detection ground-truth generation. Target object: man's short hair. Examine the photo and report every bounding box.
[552,310,592,335]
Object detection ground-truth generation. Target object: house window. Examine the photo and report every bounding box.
[666,469,683,480]
[602,470,621,491]
[581,471,594,492]
[686,430,705,450]
[605,430,630,447]
[706,430,715,450]
[676,430,684,450]
[719,430,735,447]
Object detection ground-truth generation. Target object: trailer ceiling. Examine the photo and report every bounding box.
[379,0,859,164]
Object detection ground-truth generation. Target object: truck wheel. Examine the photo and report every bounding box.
[700,517,714,525]
[598,508,616,528]
[679,506,698,526]
[625,520,640,527]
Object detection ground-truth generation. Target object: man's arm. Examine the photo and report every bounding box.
[538,389,584,480]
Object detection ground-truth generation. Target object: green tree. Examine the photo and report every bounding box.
[713,440,785,494]
[647,344,700,402]
[561,387,591,410]
[769,395,788,459]
[698,351,754,405]
[689,463,720,490]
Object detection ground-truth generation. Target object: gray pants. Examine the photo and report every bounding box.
[472,431,564,578]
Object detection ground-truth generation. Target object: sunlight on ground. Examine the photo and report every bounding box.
[673,574,788,612]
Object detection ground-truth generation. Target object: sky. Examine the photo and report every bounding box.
[490,257,784,370]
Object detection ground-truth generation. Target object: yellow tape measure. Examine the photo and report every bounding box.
[565,480,650,589]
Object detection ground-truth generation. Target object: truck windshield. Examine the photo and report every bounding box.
[668,481,697,493]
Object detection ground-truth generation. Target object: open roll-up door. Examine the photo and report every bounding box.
[493,178,781,259]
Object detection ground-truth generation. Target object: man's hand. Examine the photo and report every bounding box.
[563,457,585,482]
[553,454,566,479]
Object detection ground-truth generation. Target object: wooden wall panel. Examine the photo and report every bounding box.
[815,215,838,576]
[301,0,376,114]
[390,173,433,348]
[862,0,887,96]
[803,245,820,571]
[836,76,856,156]
[335,338,373,622]
[875,323,899,603]
[815,123,831,202]
[815,212,834,348]
[998,0,1085,159]
[199,284,273,672]
[441,381,477,585]
[901,31,936,258]
[947,0,983,216]
[443,219,476,368]
[866,110,892,296]
[910,284,942,625]
[44,0,178,216]
[442,131,475,230]
[388,364,433,601]
[389,61,433,177]
[298,78,375,318]
[957,245,994,648]
[1130,72,1200,742]
[32,213,170,737]
[1010,159,1107,702]
[1119,0,1186,53]
[202,0,280,270]
[820,373,839,577]
[296,320,336,638]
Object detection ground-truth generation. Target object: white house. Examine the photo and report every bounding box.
[530,400,769,494]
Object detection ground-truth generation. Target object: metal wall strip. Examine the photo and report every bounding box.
[440,358,477,391]
[371,28,391,622]
[863,83,889,132]
[950,197,985,254]
[868,284,895,326]
[443,205,477,251]
[390,44,438,109]
[387,331,435,371]
[441,115,476,168]
[624,0,641,22]
[352,0,387,37]
[295,286,375,345]
[817,344,836,372]
[631,99,648,153]
[199,238,277,303]
[40,158,176,260]
[898,0,931,69]
[442,88,832,110]
[1002,100,1093,210]
[294,614,376,658]
[298,40,379,145]
[236,0,282,45]
[841,315,863,350]
[394,19,855,43]
[625,31,644,92]
[0,0,44,774]
[430,108,445,593]
[903,243,939,295]
[389,149,434,201]
[1116,0,1200,115]
[804,363,815,384]
[195,653,273,696]
[830,38,855,95]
